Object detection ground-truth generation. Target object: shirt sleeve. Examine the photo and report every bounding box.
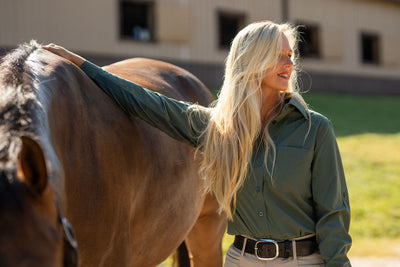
[311,117,352,267]
[80,60,210,147]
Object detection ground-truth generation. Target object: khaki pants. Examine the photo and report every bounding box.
[224,244,325,267]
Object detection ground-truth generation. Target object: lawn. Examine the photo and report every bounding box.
[222,131,400,257]
[303,93,400,257]
[160,93,400,266]
[223,93,400,257]
[303,93,400,136]
[304,93,400,237]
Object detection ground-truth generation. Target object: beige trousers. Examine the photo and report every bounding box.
[224,244,325,267]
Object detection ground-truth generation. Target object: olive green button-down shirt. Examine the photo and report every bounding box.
[81,61,351,266]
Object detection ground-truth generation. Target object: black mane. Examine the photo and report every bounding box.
[0,41,42,178]
[0,40,40,87]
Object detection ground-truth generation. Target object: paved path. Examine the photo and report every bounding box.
[350,257,400,267]
[158,257,400,266]
[157,235,400,266]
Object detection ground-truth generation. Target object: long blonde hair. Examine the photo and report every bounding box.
[200,21,305,219]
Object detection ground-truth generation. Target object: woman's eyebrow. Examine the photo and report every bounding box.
[282,49,293,54]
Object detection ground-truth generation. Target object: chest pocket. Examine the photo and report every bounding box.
[272,146,313,193]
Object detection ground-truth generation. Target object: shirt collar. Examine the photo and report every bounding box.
[286,94,309,120]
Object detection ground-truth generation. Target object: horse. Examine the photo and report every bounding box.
[0,41,226,267]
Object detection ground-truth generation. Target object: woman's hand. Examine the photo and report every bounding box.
[42,44,86,67]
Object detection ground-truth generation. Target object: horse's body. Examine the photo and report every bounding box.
[0,42,226,267]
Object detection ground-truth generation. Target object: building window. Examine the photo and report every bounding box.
[298,24,320,58]
[218,11,245,49]
[361,33,380,65]
[120,0,154,42]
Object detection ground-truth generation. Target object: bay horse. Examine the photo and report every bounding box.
[0,41,226,267]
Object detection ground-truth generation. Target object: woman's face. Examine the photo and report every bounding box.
[261,34,293,94]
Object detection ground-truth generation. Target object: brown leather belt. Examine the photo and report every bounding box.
[233,235,318,260]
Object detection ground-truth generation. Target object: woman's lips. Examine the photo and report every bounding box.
[277,72,290,80]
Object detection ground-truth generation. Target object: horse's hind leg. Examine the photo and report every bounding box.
[184,193,227,267]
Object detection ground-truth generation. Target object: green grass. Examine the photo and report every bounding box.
[339,133,400,238]
[224,93,400,258]
[161,93,400,264]
[219,93,400,258]
[303,93,400,136]
[299,93,400,256]
[304,93,400,242]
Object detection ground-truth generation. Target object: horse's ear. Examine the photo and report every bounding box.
[17,136,48,194]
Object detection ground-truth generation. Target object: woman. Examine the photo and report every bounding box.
[44,21,351,267]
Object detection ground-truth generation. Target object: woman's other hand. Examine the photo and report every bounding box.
[42,44,85,67]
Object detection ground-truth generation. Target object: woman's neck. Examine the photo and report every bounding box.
[261,91,283,127]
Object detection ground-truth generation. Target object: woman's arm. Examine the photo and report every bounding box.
[311,117,352,267]
[42,44,210,147]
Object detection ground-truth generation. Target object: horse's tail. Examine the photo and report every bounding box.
[171,241,190,267]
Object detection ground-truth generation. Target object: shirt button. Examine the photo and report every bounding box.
[258,212,264,217]
[256,186,261,192]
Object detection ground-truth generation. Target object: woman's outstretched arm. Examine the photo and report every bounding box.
[42,44,210,147]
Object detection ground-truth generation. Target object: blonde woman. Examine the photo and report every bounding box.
[44,21,351,267]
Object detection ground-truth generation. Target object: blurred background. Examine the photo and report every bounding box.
[1,0,399,265]
[1,0,399,94]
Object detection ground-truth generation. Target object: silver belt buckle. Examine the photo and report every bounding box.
[254,239,279,261]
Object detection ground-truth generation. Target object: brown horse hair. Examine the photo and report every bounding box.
[0,42,225,266]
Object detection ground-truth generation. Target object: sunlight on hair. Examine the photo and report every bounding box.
[197,21,310,219]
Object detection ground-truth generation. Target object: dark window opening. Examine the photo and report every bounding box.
[298,24,320,58]
[120,1,154,42]
[218,12,245,49]
[361,33,380,65]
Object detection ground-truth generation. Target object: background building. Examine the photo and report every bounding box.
[1,0,399,94]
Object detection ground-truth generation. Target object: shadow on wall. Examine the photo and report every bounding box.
[298,71,400,96]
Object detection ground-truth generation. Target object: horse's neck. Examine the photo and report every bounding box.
[33,57,97,196]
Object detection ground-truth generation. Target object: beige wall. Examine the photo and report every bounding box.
[0,0,280,62]
[1,0,399,80]
[291,0,400,79]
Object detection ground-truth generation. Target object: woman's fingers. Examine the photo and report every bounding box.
[41,44,85,67]
[42,44,70,59]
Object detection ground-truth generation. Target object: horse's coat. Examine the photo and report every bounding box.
[0,42,226,267]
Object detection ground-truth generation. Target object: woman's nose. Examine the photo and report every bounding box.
[284,57,293,68]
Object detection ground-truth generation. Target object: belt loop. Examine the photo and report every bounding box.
[292,240,297,260]
[284,240,291,258]
[241,237,247,256]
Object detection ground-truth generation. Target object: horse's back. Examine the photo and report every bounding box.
[104,58,212,106]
